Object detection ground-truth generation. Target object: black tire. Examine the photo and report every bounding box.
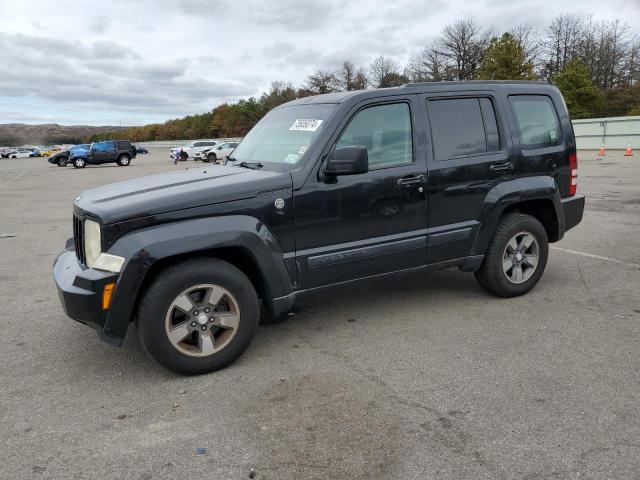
[180,152,188,161]
[117,155,131,166]
[474,213,549,297]
[73,157,86,168]
[207,153,217,163]
[137,258,260,375]
[57,158,67,167]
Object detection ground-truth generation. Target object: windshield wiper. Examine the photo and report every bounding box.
[237,161,263,170]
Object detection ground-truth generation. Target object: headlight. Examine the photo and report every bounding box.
[84,219,125,273]
[84,219,102,268]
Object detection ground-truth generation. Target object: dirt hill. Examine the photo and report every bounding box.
[0,123,125,146]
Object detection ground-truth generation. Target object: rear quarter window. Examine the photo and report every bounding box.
[509,95,561,150]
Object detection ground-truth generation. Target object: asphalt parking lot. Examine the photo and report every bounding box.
[1,149,639,479]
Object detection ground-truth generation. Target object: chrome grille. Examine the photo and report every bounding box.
[73,214,86,265]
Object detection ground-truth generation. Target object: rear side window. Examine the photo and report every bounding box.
[337,102,413,169]
[117,141,130,149]
[509,95,561,149]
[427,98,500,161]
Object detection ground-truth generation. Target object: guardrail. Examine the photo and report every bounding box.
[572,116,639,150]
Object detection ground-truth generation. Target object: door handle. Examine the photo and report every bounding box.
[397,175,426,186]
[489,162,514,173]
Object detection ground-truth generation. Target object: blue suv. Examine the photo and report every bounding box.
[71,140,136,168]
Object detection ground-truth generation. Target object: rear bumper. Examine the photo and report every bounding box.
[53,248,122,345]
[562,194,585,233]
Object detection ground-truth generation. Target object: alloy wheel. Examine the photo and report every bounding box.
[164,284,240,357]
[502,231,539,284]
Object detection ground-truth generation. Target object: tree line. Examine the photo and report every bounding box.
[86,14,640,143]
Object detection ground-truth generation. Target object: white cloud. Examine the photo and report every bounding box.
[0,0,638,125]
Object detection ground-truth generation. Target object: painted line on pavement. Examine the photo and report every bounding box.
[551,246,640,268]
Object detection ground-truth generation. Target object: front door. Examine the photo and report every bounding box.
[294,98,428,289]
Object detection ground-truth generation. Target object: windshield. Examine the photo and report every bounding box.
[231,104,337,165]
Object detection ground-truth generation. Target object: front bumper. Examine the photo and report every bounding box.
[561,194,585,233]
[53,248,121,344]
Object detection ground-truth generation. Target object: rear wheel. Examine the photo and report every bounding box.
[117,155,130,166]
[73,157,86,168]
[475,213,548,297]
[137,258,260,375]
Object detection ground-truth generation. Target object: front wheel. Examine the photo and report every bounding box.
[57,158,67,167]
[207,153,217,163]
[73,157,86,168]
[137,258,260,375]
[117,155,130,166]
[475,213,548,297]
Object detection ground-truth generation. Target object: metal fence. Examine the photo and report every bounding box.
[572,116,640,150]
[134,138,242,149]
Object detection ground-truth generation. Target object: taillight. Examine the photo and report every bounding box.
[569,152,577,196]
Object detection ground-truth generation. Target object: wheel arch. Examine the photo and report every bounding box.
[101,215,293,342]
[469,176,565,257]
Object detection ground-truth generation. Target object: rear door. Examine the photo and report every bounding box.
[420,92,513,264]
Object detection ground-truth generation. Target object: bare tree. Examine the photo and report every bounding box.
[436,19,492,80]
[543,14,583,79]
[406,40,456,82]
[303,70,337,95]
[369,55,401,87]
[510,24,544,75]
[334,61,368,90]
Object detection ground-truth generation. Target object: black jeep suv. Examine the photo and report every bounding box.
[54,81,584,374]
[71,140,136,168]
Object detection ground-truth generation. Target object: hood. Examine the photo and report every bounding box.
[74,165,292,224]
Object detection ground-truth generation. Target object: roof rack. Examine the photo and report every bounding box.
[401,80,549,87]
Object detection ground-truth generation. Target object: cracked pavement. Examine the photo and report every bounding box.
[1,150,639,479]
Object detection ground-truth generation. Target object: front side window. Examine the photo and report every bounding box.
[336,102,413,169]
[509,95,561,150]
[231,104,336,164]
[427,97,500,161]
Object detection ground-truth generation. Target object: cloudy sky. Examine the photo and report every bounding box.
[1,0,638,126]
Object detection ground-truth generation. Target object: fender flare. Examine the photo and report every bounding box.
[469,176,564,257]
[101,215,293,341]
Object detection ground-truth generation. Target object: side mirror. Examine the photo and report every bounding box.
[324,146,368,176]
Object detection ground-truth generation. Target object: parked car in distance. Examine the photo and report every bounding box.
[48,144,90,167]
[42,148,62,158]
[70,140,136,168]
[8,149,33,158]
[170,140,218,161]
[54,81,585,375]
[195,142,239,163]
[135,146,148,154]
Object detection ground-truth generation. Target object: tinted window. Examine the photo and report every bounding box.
[427,98,500,161]
[117,141,130,149]
[337,103,413,169]
[93,141,115,152]
[509,95,561,149]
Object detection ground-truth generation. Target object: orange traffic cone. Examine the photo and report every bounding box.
[624,144,633,156]
[598,145,606,156]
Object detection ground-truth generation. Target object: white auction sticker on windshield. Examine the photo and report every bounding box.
[289,119,323,132]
